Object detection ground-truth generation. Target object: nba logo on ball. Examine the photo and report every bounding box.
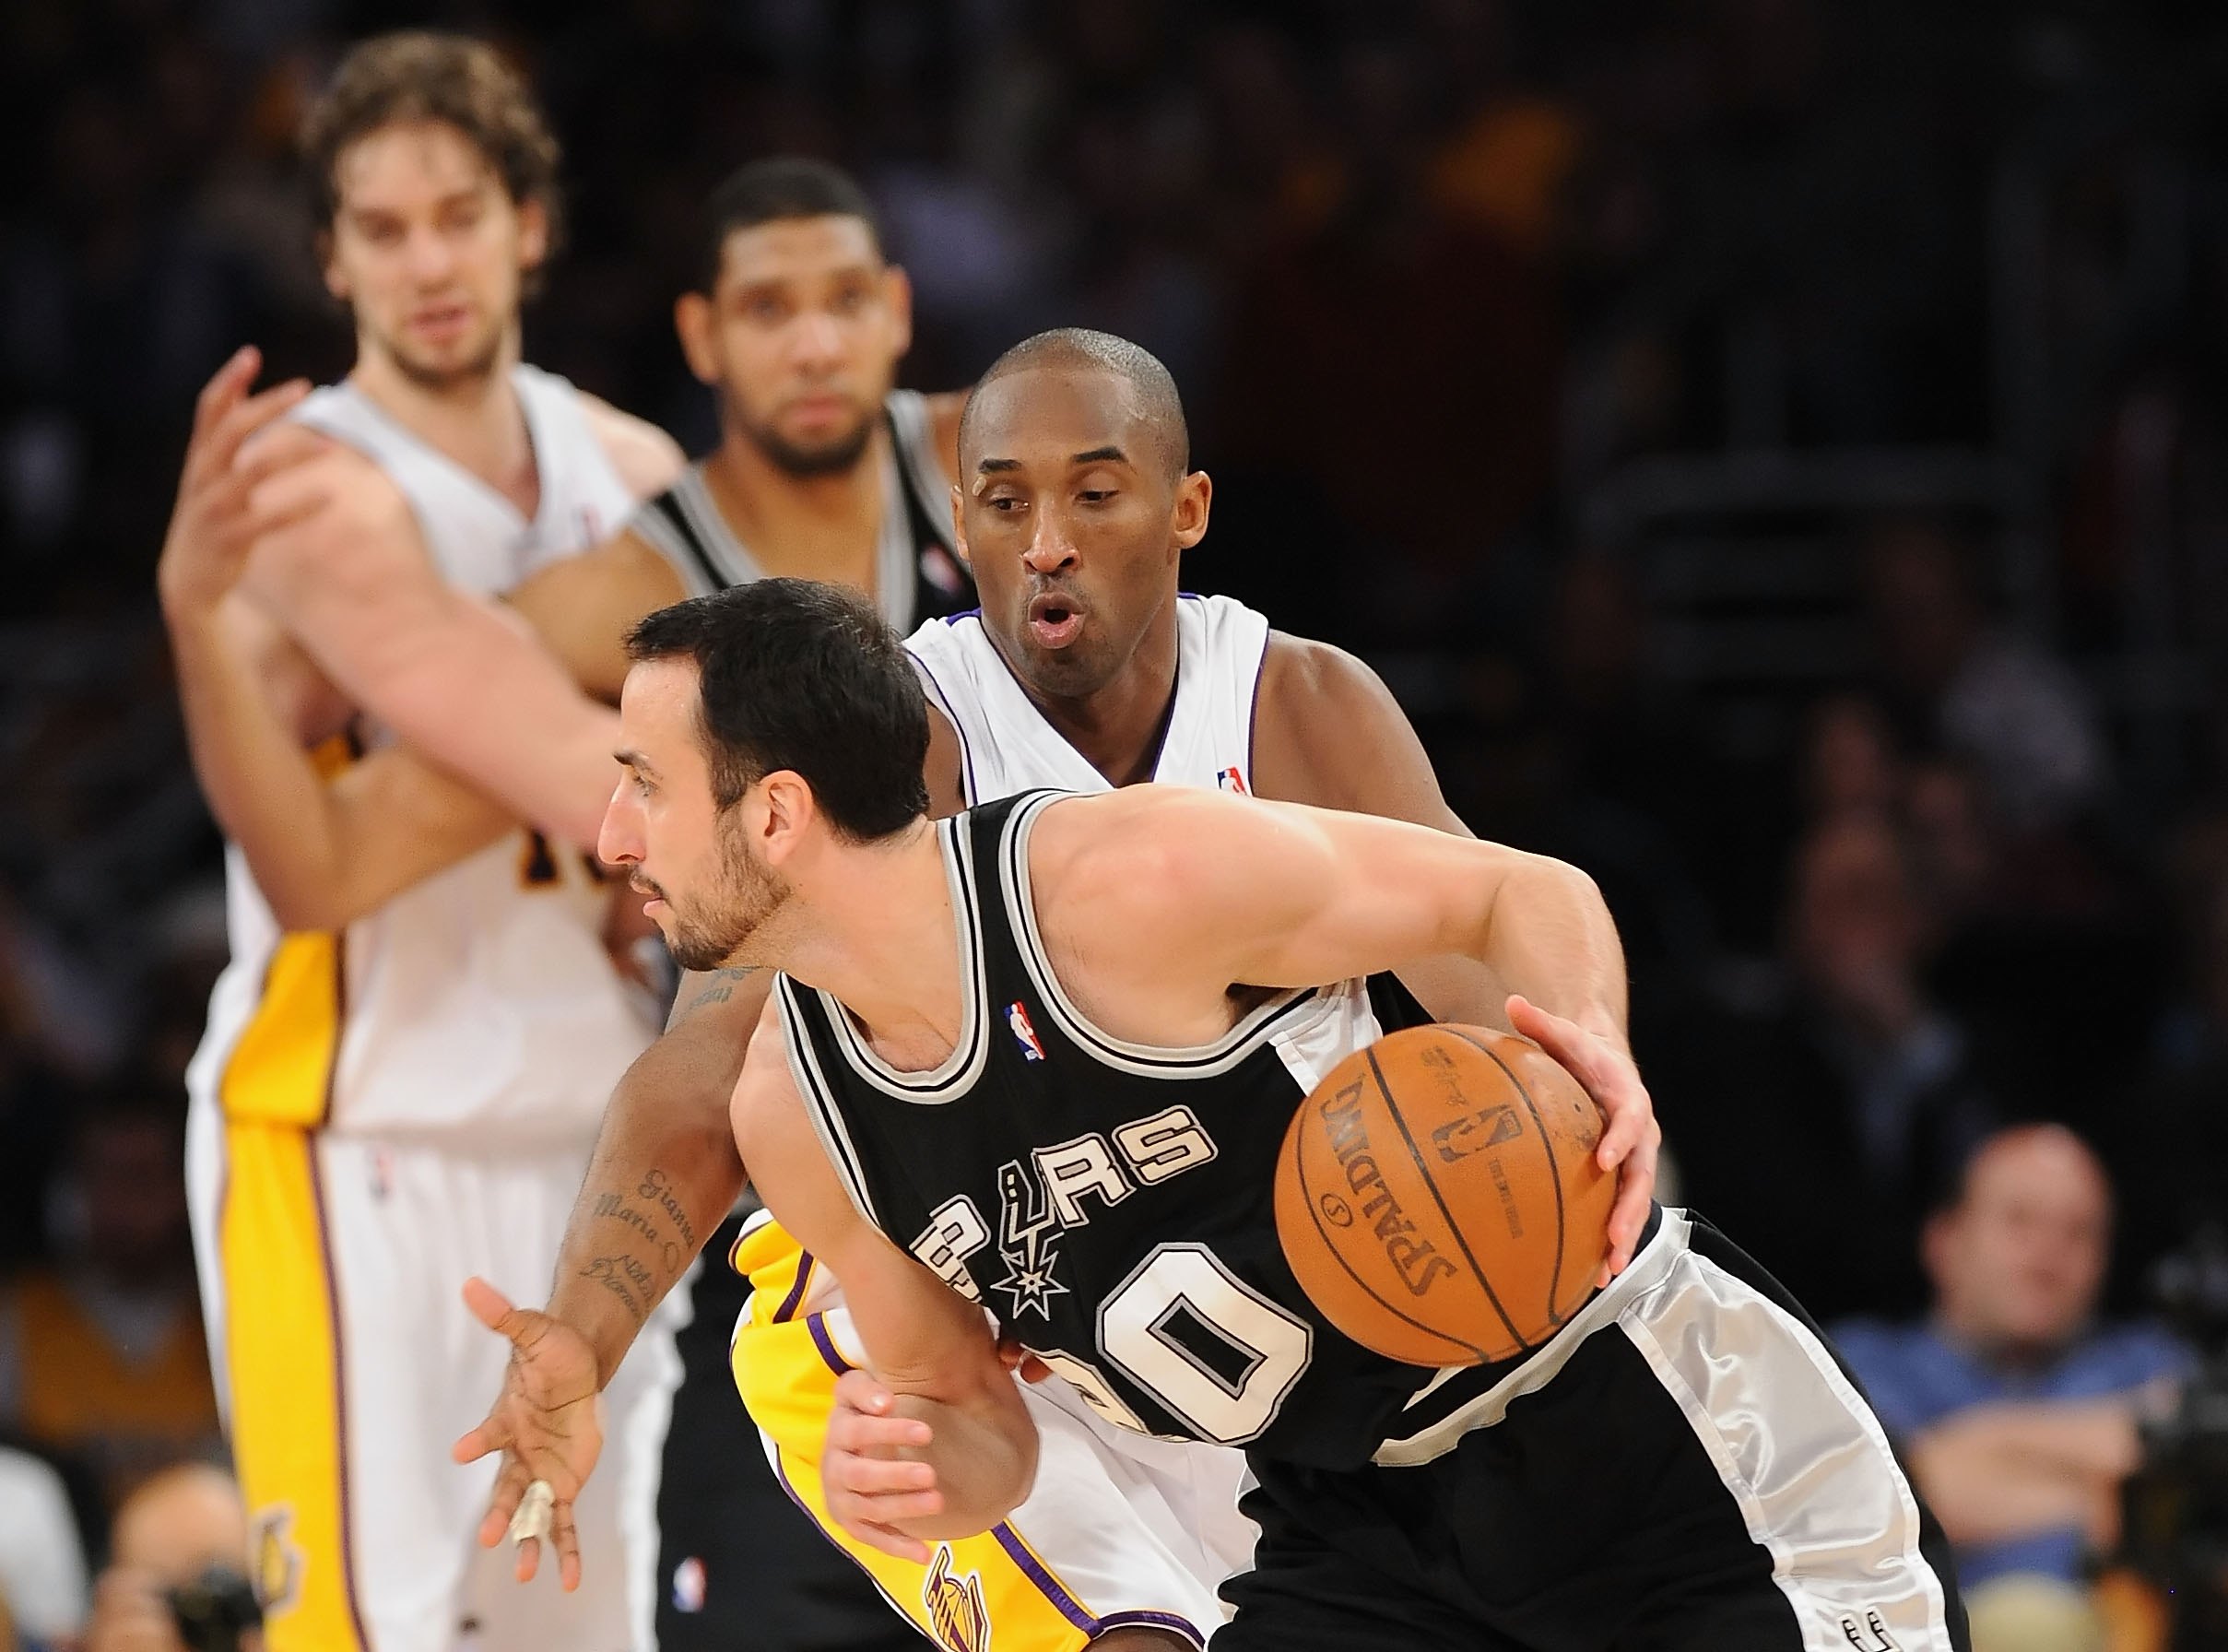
[672,1556,706,1613]
[1008,1001,1046,1061]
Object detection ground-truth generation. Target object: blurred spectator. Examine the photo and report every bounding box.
[85,1462,259,1652]
[0,1094,219,1505]
[1655,813,1999,1318]
[1802,693,1904,824]
[1864,521,2111,844]
[1835,1127,2187,1652]
[0,1445,88,1647]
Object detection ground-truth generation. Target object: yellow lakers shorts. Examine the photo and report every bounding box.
[728,1211,1255,1651]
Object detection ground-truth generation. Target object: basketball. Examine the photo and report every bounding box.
[1274,1023,1615,1368]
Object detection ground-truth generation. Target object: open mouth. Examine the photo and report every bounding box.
[1027,592,1086,649]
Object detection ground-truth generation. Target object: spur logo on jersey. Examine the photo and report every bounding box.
[1006,1000,1046,1061]
[905,1105,1220,1309]
[1217,765,1248,794]
[924,1545,992,1652]
[1315,1078,1460,1296]
[1840,1612,1902,1651]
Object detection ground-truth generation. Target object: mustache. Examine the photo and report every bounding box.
[629,874,666,903]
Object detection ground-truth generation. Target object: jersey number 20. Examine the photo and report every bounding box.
[1045,1244,1311,1445]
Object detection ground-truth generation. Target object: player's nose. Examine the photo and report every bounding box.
[789,310,845,367]
[1020,511,1079,573]
[596,783,642,867]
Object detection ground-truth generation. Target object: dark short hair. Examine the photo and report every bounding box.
[625,580,928,841]
[696,157,885,293]
[302,32,563,259]
[961,327,1190,477]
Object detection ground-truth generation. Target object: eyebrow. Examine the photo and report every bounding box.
[973,445,1133,475]
[613,749,656,779]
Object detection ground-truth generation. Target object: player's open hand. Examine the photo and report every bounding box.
[452,1276,604,1592]
[824,1367,943,1564]
[158,346,328,620]
[1505,994,1661,1288]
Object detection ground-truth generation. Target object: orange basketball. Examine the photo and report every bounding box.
[1274,1023,1614,1367]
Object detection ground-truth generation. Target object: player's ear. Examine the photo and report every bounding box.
[318,231,349,303]
[949,483,973,567]
[1172,468,1211,553]
[881,263,914,360]
[674,292,720,386]
[756,770,815,866]
[515,196,551,277]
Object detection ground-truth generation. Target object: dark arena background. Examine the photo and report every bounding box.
[5,3,2228,1650]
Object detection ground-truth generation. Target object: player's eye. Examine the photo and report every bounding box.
[1079,489,1116,505]
[831,284,869,314]
[745,296,786,324]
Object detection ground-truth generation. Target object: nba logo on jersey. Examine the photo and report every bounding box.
[1007,1001,1046,1061]
[1218,765,1248,794]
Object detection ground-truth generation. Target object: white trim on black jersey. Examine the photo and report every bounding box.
[811,816,992,1103]
[774,974,884,1228]
[996,792,1346,1080]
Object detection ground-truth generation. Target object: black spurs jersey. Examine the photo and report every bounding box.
[775,789,1510,1471]
[631,387,973,627]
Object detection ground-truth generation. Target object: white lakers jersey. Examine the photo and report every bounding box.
[905,593,1271,803]
[188,365,654,1144]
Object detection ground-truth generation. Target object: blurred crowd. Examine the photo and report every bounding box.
[4,0,2228,1646]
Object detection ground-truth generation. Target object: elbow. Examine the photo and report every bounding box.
[263,884,350,935]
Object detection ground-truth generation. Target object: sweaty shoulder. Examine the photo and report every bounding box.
[1250,632,1430,815]
[577,392,687,501]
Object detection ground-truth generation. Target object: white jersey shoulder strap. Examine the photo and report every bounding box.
[905,594,1272,804]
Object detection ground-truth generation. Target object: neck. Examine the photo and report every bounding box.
[780,820,964,1058]
[701,421,890,586]
[1008,594,1184,788]
[349,330,535,505]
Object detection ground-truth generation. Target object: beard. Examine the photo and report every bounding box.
[725,386,878,478]
[642,822,796,973]
[379,316,508,395]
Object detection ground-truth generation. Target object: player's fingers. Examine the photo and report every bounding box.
[233,421,330,484]
[1598,1124,1661,1286]
[462,1275,527,1340]
[477,1457,532,1548]
[206,377,312,475]
[190,346,260,441]
[831,1451,939,1496]
[241,486,333,546]
[829,1407,933,1455]
[513,1534,541,1585]
[554,1502,582,1593]
[453,1414,510,1465]
[850,1519,933,1564]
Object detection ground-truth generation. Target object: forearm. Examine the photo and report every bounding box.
[1477,855,1631,1039]
[261,572,620,850]
[547,972,763,1385]
[1909,1424,2111,1547]
[166,596,361,926]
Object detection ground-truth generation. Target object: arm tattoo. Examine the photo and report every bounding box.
[666,964,761,1031]
[578,1255,653,1325]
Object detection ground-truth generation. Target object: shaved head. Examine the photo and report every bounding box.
[961,328,1190,478]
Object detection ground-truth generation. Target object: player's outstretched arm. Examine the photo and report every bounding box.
[732,997,1037,1562]
[454,967,764,1590]
[1250,637,1661,1280]
[1042,788,1649,1275]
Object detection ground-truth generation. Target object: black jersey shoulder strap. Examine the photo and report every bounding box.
[886,390,956,558]
[629,471,726,595]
